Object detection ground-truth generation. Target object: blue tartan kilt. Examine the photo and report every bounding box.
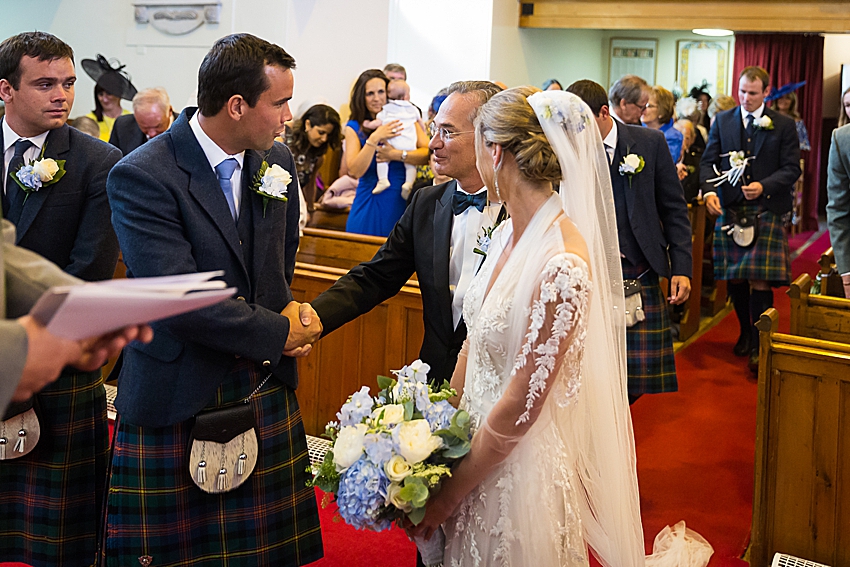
[713,204,791,285]
[104,361,323,567]
[623,264,678,396]
[0,368,108,567]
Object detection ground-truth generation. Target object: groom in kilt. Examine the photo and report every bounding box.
[569,79,692,403]
[701,66,800,371]
[104,35,323,566]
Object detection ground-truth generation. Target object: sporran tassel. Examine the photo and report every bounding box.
[237,453,247,476]
[0,438,6,460]
[196,460,207,484]
[14,429,26,453]
[217,468,228,491]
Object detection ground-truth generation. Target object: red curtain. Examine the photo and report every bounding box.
[732,33,824,231]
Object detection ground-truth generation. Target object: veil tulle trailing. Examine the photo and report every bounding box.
[526,91,713,567]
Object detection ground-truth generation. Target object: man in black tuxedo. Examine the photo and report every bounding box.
[0,31,122,564]
[700,66,800,370]
[310,80,503,384]
[108,86,175,155]
[568,80,692,403]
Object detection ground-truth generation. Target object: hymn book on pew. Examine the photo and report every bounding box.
[29,271,235,340]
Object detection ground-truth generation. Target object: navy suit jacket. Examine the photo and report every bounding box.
[0,120,121,281]
[610,121,693,279]
[699,106,801,215]
[311,180,464,383]
[107,109,301,427]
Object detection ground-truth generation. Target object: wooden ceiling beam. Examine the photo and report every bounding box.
[518,1,850,32]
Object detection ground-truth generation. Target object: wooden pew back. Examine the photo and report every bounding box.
[296,227,385,271]
[788,272,850,343]
[816,246,846,298]
[678,199,705,341]
[752,309,850,567]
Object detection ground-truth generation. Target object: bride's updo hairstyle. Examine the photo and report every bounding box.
[474,86,562,184]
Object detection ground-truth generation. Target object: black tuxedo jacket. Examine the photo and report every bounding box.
[108,110,179,156]
[0,120,121,281]
[107,109,302,427]
[699,106,801,215]
[311,180,464,383]
[610,121,693,278]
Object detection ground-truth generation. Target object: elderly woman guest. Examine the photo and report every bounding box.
[344,69,429,237]
[285,104,342,214]
[641,85,684,162]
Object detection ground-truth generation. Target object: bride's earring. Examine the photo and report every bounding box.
[493,160,503,204]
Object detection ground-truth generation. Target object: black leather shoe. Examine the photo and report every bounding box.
[748,351,759,373]
[733,332,752,357]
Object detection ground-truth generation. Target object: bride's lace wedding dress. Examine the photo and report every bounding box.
[444,195,593,566]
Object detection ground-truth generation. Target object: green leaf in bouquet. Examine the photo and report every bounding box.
[309,450,340,494]
[400,477,429,508]
[403,399,414,421]
[407,506,426,526]
[440,439,470,459]
[428,379,457,402]
[377,375,395,391]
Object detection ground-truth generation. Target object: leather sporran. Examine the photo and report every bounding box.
[725,208,759,248]
[188,402,259,494]
[623,279,645,328]
[0,398,41,460]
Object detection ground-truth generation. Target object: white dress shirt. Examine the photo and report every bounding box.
[449,184,500,329]
[2,119,50,195]
[741,103,765,129]
[189,112,244,219]
[603,119,618,165]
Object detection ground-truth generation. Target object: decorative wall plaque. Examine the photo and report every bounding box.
[133,1,221,35]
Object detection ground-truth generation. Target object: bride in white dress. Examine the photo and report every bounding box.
[412,88,711,567]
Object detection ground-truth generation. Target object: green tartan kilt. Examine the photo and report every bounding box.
[0,368,109,567]
[713,204,792,285]
[104,361,323,567]
[624,264,678,396]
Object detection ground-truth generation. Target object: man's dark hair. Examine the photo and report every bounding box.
[197,33,296,117]
[566,79,609,117]
[0,31,74,90]
[348,69,389,129]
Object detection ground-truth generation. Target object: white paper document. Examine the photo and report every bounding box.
[30,271,235,340]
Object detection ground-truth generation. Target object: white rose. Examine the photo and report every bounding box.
[623,154,641,171]
[393,419,443,464]
[333,423,367,471]
[384,454,413,482]
[32,159,59,182]
[260,164,292,198]
[758,116,771,128]
[385,481,413,513]
[371,404,405,425]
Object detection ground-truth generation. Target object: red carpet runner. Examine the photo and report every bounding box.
[306,229,831,567]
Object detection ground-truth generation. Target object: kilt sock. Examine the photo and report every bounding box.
[750,289,774,348]
[728,281,751,338]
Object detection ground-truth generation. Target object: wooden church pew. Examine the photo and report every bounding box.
[788,272,850,343]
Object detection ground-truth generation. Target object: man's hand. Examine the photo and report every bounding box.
[676,162,688,181]
[668,275,691,305]
[704,193,723,216]
[12,316,152,402]
[282,301,322,358]
[741,181,764,200]
[843,274,850,300]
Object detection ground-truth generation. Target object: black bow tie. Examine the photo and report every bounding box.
[452,190,487,215]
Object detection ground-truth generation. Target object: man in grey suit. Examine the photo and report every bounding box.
[826,123,850,298]
[0,218,148,414]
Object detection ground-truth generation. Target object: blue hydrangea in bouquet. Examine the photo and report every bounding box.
[310,360,472,566]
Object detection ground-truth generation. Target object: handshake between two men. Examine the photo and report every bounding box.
[281,301,322,358]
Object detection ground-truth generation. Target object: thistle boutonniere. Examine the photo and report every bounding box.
[755,115,773,131]
[250,158,290,217]
[473,205,508,257]
[13,144,66,203]
[618,152,644,187]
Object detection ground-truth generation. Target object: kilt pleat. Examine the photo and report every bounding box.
[104,362,322,567]
[713,204,791,285]
[0,368,109,567]
[623,265,678,395]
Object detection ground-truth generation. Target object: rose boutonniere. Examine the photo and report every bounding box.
[618,153,644,187]
[13,145,66,204]
[473,205,508,258]
[250,160,290,217]
[755,115,773,131]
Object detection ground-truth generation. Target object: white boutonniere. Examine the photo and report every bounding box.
[13,145,66,203]
[755,115,773,131]
[618,153,644,187]
[251,160,290,217]
[473,206,507,258]
[706,150,755,187]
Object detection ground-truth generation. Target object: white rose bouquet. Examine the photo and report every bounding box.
[250,160,291,217]
[310,360,472,566]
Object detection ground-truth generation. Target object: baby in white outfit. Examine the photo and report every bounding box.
[367,80,419,196]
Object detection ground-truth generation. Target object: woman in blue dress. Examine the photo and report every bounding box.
[344,69,429,236]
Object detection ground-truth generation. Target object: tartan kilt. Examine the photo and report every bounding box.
[0,368,109,567]
[623,264,678,395]
[104,360,323,567]
[713,204,791,285]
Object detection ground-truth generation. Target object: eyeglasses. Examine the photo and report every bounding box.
[644,103,658,109]
[429,122,474,139]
